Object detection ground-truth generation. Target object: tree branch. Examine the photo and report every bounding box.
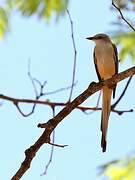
[112,76,133,109]
[11,66,135,180]
[0,93,132,116]
[112,0,135,31]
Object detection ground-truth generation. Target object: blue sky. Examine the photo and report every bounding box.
[0,0,135,180]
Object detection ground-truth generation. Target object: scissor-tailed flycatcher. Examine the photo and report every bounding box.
[86,33,118,152]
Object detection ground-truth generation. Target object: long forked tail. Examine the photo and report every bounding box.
[101,86,112,152]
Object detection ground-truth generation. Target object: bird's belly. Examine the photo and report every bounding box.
[97,56,115,80]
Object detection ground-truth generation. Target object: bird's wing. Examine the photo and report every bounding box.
[94,49,102,81]
[112,43,119,99]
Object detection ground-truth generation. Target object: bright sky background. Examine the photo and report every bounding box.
[0,0,135,180]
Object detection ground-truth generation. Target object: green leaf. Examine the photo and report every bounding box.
[99,155,135,179]
[14,0,68,18]
[0,0,68,37]
[40,0,68,18]
[0,7,8,38]
[113,32,135,63]
[15,0,41,16]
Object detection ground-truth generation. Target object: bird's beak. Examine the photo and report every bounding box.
[86,36,95,40]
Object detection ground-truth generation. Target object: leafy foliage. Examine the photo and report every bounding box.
[99,155,135,179]
[113,0,135,10]
[14,0,68,18]
[111,1,135,63]
[113,32,135,63]
[0,0,68,37]
[0,7,8,38]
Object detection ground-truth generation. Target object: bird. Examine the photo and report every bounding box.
[86,33,118,152]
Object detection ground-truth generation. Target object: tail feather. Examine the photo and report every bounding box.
[101,86,112,152]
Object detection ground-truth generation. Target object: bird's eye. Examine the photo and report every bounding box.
[98,36,102,39]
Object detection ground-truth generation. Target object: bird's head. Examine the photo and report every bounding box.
[86,33,111,44]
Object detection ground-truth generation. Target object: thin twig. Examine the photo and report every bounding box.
[112,108,133,115]
[14,60,47,117]
[33,77,77,96]
[112,76,133,109]
[67,9,77,101]
[41,107,68,176]
[41,107,56,176]
[82,91,102,115]
[28,60,38,97]
[42,81,77,95]
[111,1,135,109]
[33,78,47,88]
[17,61,77,117]
[0,94,132,115]
[15,102,35,117]
[96,91,101,107]
[48,142,68,148]
[112,0,135,31]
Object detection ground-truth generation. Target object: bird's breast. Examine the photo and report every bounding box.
[95,43,115,80]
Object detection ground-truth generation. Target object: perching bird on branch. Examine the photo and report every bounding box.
[86,33,118,152]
